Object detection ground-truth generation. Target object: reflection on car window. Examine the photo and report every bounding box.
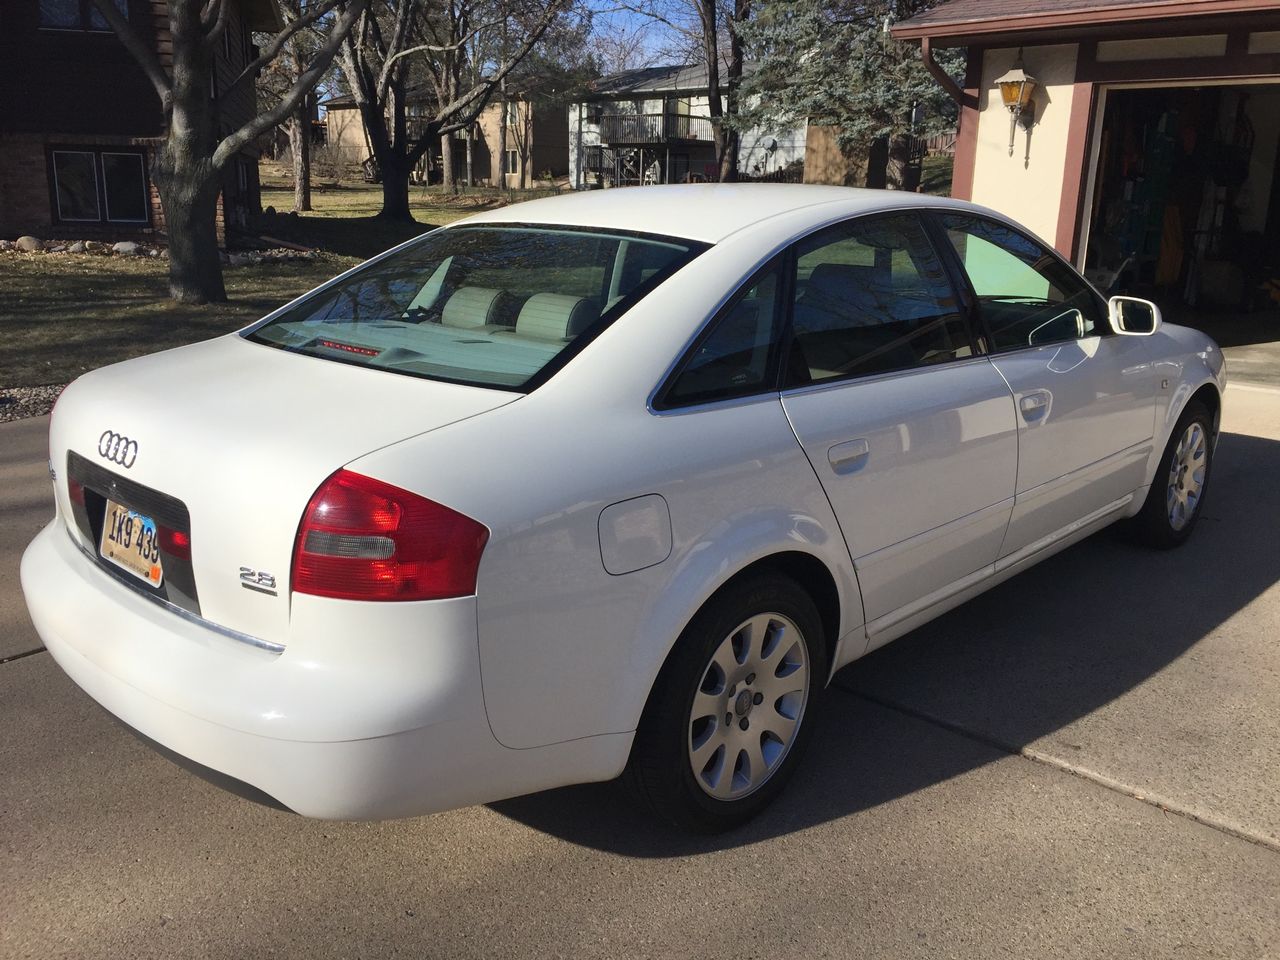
[664,263,782,406]
[247,226,705,390]
[785,214,972,386]
[940,214,1105,351]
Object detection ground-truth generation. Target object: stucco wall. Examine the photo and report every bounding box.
[970,44,1079,246]
[325,106,367,171]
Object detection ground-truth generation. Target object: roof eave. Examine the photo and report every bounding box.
[892,0,1280,44]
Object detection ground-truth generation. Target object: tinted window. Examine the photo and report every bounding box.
[940,214,1105,351]
[249,226,705,390]
[786,214,971,385]
[663,263,782,406]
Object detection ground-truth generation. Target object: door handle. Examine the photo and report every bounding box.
[828,438,870,474]
[1019,390,1052,422]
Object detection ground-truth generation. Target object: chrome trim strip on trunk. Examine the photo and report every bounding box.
[70,532,285,655]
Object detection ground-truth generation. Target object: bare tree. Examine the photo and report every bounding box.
[336,0,567,220]
[260,1,336,211]
[91,0,365,303]
[620,0,746,181]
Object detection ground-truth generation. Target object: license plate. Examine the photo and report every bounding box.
[99,498,164,587]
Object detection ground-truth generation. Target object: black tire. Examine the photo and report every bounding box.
[1130,401,1214,549]
[626,573,827,833]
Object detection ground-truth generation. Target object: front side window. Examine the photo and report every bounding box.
[786,213,972,386]
[940,214,1106,351]
[662,261,783,407]
[249,226,706,390]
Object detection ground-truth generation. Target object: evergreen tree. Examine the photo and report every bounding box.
[738,0,961,189]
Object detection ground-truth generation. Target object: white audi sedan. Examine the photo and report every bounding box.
[22,186,1224,831]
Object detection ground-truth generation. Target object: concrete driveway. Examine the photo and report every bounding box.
[2,388,1277,960]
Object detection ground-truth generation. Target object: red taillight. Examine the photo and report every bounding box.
[292,470,488,602]
[159,525,191,561]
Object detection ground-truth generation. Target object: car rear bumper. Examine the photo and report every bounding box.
[21,520,630,819]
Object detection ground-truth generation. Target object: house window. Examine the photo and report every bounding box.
[503,151,519,175]
[101,153,148,222]
[40,0,128,31]
[50,148,149,225]
[505,101,521,127]
[51,152,100,221]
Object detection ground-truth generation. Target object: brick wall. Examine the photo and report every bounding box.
[0,134,235,246]
[0,132,165,241]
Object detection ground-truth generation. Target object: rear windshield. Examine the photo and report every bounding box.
[246,224,706,390]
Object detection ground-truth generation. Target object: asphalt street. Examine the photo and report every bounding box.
[2,386,1278,960]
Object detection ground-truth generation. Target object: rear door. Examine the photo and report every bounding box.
[933,213,1158,559]
[779,212,1019,636]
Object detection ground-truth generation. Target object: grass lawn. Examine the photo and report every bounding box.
[1,169,540,389]
[920,155,954,196]
[255,168,552,258]
[0,253,355,387]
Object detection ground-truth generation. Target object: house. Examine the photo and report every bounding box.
[322,92,569,188]
[893,0,1280,314]
[568,64,807,189]
[0,0,279,244]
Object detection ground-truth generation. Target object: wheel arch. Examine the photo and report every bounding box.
[704,552,843,675]
[634,549,850,735]
[1187,381,1222,439]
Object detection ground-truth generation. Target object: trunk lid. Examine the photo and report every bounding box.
[50,334,516,647]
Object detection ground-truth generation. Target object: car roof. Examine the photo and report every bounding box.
[455,184,977,244]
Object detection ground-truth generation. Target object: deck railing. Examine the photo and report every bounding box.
[598,113,714,144]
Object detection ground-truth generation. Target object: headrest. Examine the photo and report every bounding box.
[516,294,599,341]
[805,263,884,300]
[442,286,502,328]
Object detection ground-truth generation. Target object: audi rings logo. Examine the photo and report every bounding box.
[98,430,139,469]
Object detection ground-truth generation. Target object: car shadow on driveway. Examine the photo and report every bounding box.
[490,428,1280,855]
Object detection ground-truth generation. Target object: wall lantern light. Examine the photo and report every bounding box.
[995,53,1038,156]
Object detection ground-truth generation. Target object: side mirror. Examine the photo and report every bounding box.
[1108,296,1161,336]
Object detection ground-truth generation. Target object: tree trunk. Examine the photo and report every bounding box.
[377,155,413,220]
[464,126,473,188]
[697,0,723,182]
[290,101,312,212]
[497,97,508,192]
[158,169,226,304]
[441,133,455,194]
[887,134,915,191]
[865,137,890,189]
[718,0,749,183]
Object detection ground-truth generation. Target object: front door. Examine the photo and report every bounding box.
[779,213,1019,633]
[933,213,1158,558]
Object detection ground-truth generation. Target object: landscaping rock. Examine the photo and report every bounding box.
[112,241,142,256]
[68,241,87,254]
[0,384,65,423]
[15,236,42,252]
[49,245,67,253]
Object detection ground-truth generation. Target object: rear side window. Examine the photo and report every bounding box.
[940,214,1105,351]
[785,214,972,386]
[247,226,705,390]
[661,262,784,407]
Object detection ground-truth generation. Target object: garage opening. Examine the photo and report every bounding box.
[1083,82,1280,366]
